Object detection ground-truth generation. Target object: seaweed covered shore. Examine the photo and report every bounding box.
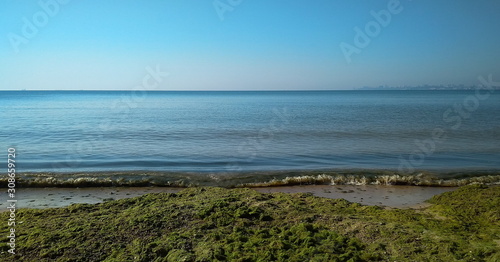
[0,185,499,261]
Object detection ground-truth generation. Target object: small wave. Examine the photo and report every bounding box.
[0,172,192,188]
[0,177,188,188]
[1,170,499,188]
[237,173,500,187]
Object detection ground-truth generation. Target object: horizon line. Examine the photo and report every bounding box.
[0,89,476,92]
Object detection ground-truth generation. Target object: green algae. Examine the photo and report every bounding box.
[0,185,499,261]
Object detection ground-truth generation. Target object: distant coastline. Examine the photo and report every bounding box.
[358,84,500,91]
[3,86,499,91]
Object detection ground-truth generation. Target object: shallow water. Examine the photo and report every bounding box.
[1,90,499,184]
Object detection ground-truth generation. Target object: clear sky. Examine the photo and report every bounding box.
[1,0,500,90]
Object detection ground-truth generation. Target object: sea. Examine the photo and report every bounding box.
[1,90,499,187]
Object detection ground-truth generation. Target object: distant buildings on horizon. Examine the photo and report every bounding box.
[357,84,499,90]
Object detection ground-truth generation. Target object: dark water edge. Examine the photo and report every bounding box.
[3,169,500,188]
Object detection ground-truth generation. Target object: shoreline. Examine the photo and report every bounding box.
[1,184,457,210]
[2,171,499,188]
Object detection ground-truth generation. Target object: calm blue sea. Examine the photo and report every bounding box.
[1,90,499,185]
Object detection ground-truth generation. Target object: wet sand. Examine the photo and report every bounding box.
[1,187,184,210]
[1,185,457,210]
[253,185,457,209]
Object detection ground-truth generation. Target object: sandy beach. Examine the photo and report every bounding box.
[1,185,457,210]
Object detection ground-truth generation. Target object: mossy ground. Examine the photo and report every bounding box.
[0,185,499,261]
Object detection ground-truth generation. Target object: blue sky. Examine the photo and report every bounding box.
[1,0,500,90]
